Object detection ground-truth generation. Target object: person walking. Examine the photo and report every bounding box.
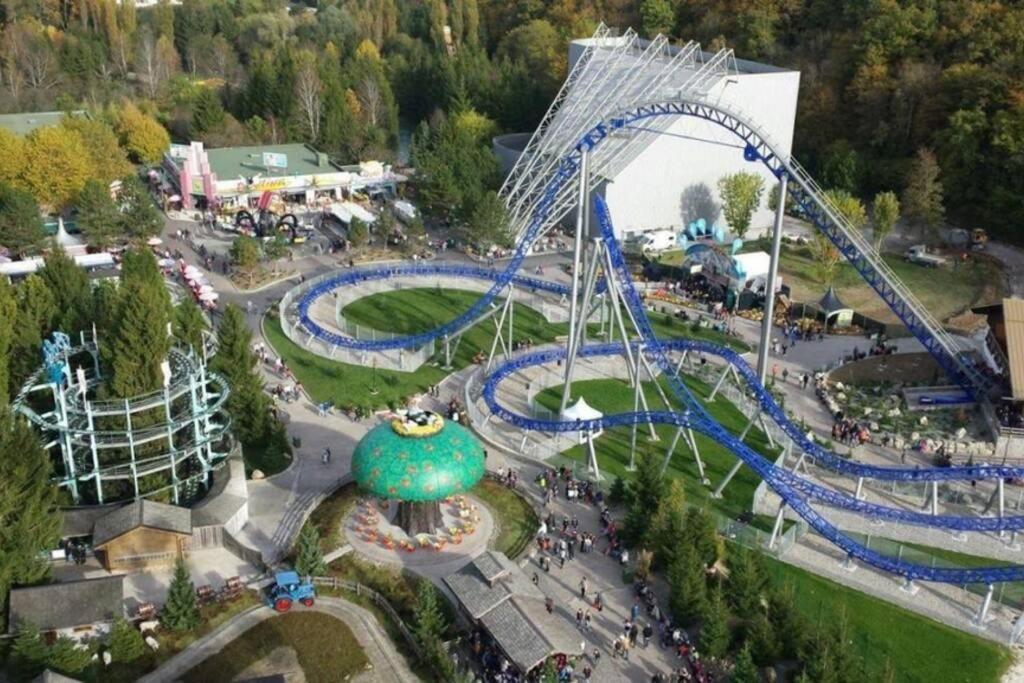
[579,576,589,600]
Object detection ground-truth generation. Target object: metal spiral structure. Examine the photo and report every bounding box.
[13,330,231,506]
[275,28,1019,589]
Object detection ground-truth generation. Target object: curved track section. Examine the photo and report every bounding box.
[291,96,1014,583]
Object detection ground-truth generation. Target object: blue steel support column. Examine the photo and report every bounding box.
[757,174,787,384]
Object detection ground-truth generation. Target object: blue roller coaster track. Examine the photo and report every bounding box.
[295,97,1019,584]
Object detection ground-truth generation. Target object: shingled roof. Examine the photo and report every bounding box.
[92,500,192,548]
[8,576,124,633]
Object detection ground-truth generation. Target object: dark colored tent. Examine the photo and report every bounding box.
[818,286,848,313]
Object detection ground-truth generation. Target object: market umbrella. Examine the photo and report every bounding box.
[198,291,219,301]
[147,237,163,246]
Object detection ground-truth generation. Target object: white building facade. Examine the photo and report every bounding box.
[568,38,800,241]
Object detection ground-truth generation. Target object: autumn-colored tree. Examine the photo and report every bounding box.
[116,102,171,164]
[718,171,765,239]
[58,115,133,185]
[21,126,92,209]
[871,191,900,251]
[0,130,26,186]
[903,147,945,237]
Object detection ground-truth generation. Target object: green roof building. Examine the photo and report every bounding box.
[0,110,85,136]
[352,410,485,535]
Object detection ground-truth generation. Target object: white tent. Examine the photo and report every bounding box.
[561,397,604,443]
[561,397,605,481]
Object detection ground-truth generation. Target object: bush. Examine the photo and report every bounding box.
[608,476,629,505]
[109,616,146,663]
[46,635,92,676]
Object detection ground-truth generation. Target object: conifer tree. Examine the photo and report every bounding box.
[105,250,172,398]
[0,412,61,632]
[162,556,200,631]
[39,245,92,334]
[108,616,146,663]
[295,524,326,578]
[77,178,123,249]
[8,621,47,681]
[726,544,768,616]
[46,635,92,675]
[173,296,209,354]
[10,275,56,391]
[412,580,453,678]
[731,642,759,683]
[118,175,162,240]
[769,583,809,660]
[210,304,273,444]
[0,280,15,405]
[647,478,686,567]
[682,506,719,567]
[746,612,780,665]
[668,547,707,625]
[624,446,665,544]
[700,582,730,659]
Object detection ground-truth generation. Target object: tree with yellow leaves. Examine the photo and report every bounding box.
[115,103,170,164]
[0,130,25,187]
[21,126,92,209]
[59,116,133,186]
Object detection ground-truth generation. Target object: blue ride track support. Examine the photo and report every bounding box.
[290,97,1011,583]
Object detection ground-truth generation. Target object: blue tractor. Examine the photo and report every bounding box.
[266,570,316,612]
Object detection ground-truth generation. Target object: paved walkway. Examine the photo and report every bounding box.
[140,597,417,683]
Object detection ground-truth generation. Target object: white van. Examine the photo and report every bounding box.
[626,230,677,255]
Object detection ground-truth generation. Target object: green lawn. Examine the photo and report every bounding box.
[266,287,746,411]
[181,612,369,683]
[763,557,1011,683]
[474,478,538,559]
[536,375,773,520]
[658,243,1003,324]
[302,482,360,554]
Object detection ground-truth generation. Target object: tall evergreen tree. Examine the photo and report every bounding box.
[624,447,666,545]
[0,412,62,632]
[173,296,209,355]
[91,278,122,342]
[39,245,92,334]
[162,556,200,631]
[769,583,809,660]
[700,582,730,659]
[746,612,780,665]
[10,276,56,390]
[682,507,719,567]
[0,183,45,256]
[412,580,453,678]
[105,251,172,398]
[727,544,769,616]
[647,478,686,567]
[0,280,15,405]
[191,87,227,137]
[295,524,326,578]
[118,175,162,240]
[668,547,707,625]
[77,178,123,249]
[210,305,272,444]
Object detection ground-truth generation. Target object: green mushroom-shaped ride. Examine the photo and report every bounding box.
[351,409,486,536]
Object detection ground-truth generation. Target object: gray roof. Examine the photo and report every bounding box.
[0,111,84,136]
[472,552,507,583]
[61,505,119,538]
[93,500,192,547]
[9,576,124,632]
[443,551,544,620]
[32,671,82,683]
[479,600,553,673]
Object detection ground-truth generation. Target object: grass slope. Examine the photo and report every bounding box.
[474,478,538,559]
[765,558,1011,683]
[659,243,1003,323]
[266,287,747,410]
[535,375,771,520]
[181,611,368,683]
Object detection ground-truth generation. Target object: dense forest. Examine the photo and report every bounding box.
[0,0,1022,239]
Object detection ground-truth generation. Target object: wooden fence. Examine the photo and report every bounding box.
[310,576,416,648]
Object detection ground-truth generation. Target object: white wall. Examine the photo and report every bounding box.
[603,70,800,240]
[567,38,801,241]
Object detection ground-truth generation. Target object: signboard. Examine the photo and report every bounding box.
[262,152,288,169]
[834,309,854,328]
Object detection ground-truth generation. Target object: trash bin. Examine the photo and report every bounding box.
[292,436,301,448]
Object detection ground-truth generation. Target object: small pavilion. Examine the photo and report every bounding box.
[351,409,485,536]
